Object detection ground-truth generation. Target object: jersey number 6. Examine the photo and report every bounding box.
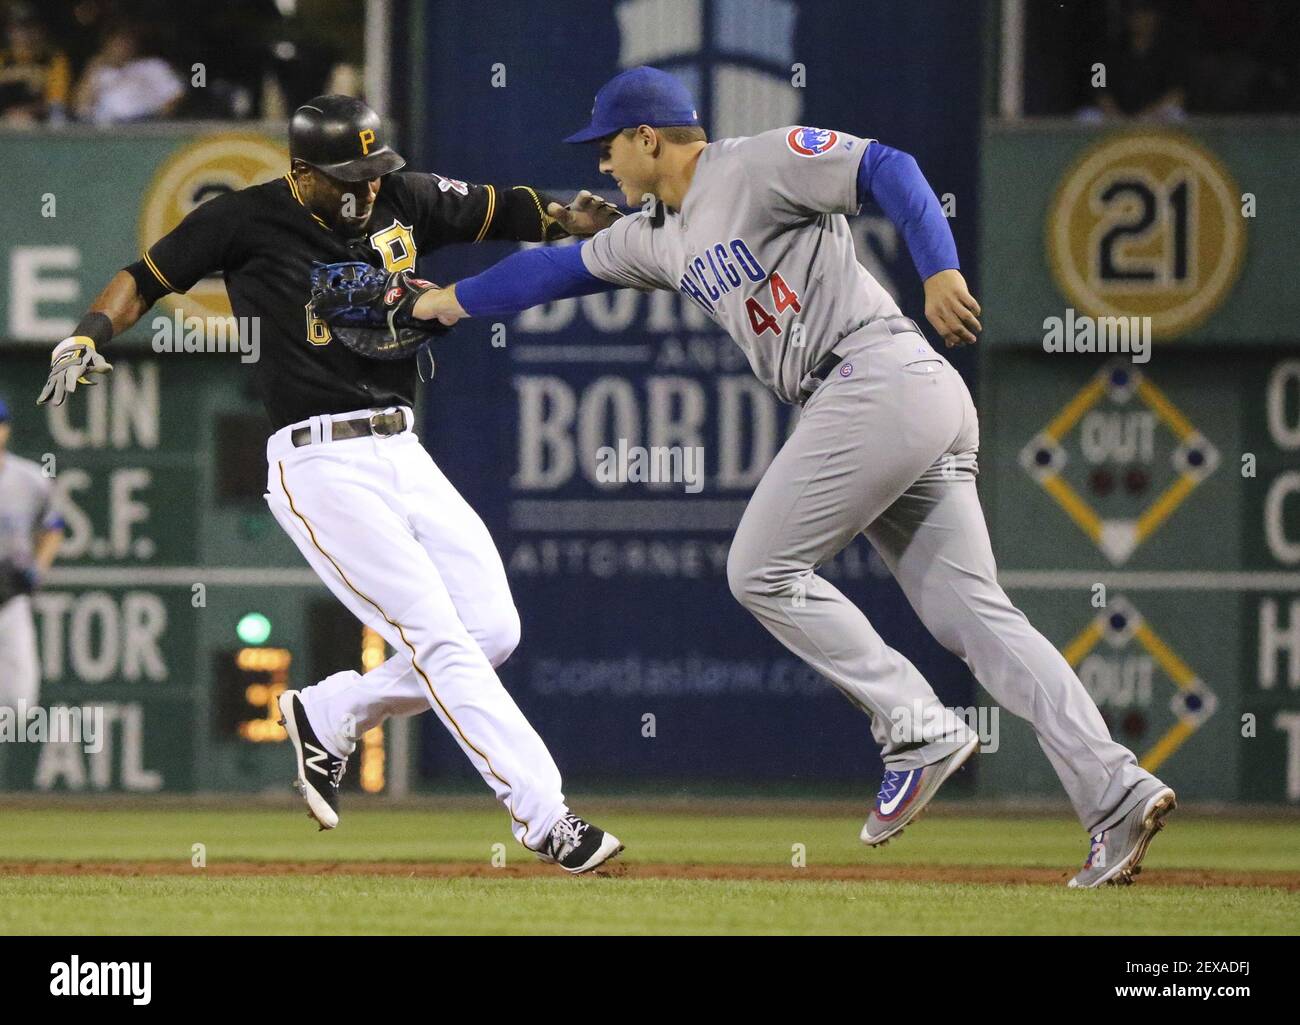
[745,272,802,337]
[305,302,332,346]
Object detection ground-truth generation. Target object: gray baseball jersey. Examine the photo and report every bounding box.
[585,125,1165,837]
[582,125,902,404]
[0,453,62,568]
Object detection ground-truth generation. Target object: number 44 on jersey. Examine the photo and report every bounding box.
[746,272,802,336]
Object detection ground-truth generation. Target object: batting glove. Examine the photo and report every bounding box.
[37,336,114,406]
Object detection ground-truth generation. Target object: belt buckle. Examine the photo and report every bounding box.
[369,408,400,438]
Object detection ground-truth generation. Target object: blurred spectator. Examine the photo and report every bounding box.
[1189,0,1300,113]
[266,0,362,114]
[1254,3,1300,112]
[1081,0,1188,121]
[0,7,72,125]
[179,1,281,119]
[2,0,361,127]
[45,0,120,71]
[71,21,183,124]
[1023,0,1299,117]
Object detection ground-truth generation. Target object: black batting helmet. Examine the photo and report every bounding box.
[289,95,405,181]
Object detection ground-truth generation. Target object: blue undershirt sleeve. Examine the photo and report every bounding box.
[856,143,959,282]
[455,242,620,317]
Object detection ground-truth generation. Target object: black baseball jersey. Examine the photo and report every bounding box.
[133,171,551,430]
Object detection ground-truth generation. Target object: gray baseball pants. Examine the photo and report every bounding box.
[725,318,1163,833]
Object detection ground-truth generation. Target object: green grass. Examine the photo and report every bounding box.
[2,876,1293,936]
[1,805,1297,870]
[1,803,1297,935]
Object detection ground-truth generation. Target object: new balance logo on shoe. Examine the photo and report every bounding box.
[278,689,347,831]
[305,744,331,776]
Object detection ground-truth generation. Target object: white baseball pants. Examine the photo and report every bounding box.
[265,408,567,849]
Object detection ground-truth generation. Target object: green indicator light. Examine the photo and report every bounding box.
[236,612,272,646]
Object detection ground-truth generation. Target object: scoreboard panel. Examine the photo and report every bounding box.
[978,121,1300,804]
[979,348,1299,801]
[0,353,387,793]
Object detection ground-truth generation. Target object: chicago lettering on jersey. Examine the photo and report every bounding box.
[677,237,766,315]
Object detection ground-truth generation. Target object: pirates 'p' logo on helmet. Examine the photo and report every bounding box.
[290,95,405,181]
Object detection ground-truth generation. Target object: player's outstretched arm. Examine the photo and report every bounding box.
[36,270,151,406]
[39,185,235,406]
[413,243,623,326]
[856,143,981,347]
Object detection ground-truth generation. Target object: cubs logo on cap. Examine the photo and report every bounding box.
[786,126,839,157]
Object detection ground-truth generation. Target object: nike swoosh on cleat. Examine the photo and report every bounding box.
[878,771,916,815]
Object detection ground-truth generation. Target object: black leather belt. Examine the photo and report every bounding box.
[290,409,409,448]
[798,315,924,403]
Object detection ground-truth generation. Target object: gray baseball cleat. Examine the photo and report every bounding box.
[1068,786,1177,888]
[860,733,980,847]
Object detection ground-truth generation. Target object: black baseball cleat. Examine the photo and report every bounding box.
[534,813,624,874]
[277,689,347,830]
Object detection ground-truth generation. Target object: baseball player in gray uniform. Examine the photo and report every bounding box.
[0,397,65,712]
[409,67,1176,887]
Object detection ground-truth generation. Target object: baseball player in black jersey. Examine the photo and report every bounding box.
[36,95,624,874]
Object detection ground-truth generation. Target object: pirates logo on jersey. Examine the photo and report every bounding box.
[786,126,839,157]
[368,219,417,272]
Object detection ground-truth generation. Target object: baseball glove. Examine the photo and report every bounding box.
[309,262,448,361]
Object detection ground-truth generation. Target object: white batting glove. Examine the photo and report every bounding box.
[37,336,114,406]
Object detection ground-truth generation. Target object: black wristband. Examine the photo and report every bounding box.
[73,311,113,348]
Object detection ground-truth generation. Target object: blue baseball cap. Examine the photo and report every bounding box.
[0,398,10,423]
[564,66,700,143]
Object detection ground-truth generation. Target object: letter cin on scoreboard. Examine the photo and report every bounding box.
[1047,132,1245,339]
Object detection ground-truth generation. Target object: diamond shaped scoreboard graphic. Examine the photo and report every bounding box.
[1061,597,1217,772]
[1020,362,1219,564]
